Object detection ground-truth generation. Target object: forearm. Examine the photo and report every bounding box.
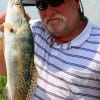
[0,37,6,76]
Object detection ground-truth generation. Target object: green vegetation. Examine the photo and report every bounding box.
[0,76,7,100]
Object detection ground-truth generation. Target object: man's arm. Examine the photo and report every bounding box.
[0,12,30,76]
[0,13,5,33]
[0,37,6,76]
[0,13,6,76]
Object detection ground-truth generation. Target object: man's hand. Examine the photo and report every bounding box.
[0,12,30,33]
[0,12,31,76]
[0,12,5,33]
[0,37,6,76]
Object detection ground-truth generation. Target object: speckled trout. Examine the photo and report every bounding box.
[3,0,38,99]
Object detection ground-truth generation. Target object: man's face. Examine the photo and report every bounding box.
[36,0,80,38]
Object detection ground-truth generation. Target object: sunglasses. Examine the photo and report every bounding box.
[34,0,64,10]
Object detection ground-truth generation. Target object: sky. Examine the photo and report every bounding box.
[82,0,100,26]
[0,0,100,26]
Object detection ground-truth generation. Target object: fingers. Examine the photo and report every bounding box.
[0,13,6,33]
[0,12,6,24]
[0,12,30,33]
[25,13,31,21]
[0,23,4,33]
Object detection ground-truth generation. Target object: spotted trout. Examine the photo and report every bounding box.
[3,0,38,99]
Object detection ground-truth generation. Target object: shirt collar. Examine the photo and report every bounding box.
[70,20,92,48]
[50,21,93,50]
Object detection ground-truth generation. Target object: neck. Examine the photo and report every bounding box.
[55,20,87,44]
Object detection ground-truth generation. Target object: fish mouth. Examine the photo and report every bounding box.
[10,0,22,7]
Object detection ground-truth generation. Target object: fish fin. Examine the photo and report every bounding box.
[4,23,14,33]
[2,85,11,100]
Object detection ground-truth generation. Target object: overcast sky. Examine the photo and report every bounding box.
[82,0,100,26]
[0,0,100,26]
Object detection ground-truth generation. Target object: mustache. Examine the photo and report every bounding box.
[44,14,65,25]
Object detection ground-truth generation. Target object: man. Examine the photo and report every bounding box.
[0,13,6,76]
[0,0,100,99]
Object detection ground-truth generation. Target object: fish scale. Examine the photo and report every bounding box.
[3,0,38,99]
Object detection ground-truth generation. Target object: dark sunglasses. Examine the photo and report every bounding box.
[34,0,64,10]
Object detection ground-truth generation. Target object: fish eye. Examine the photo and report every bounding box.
[15,2,20,5]
[15,1,22,6]
[15,2,22,8]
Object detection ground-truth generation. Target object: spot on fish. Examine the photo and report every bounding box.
[9,28,14,32]
[4,22,14,33]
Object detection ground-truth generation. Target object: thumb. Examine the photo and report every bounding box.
[0,12,6,24]
[0,23,4,33]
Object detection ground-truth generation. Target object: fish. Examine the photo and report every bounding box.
[3,0,38,99]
